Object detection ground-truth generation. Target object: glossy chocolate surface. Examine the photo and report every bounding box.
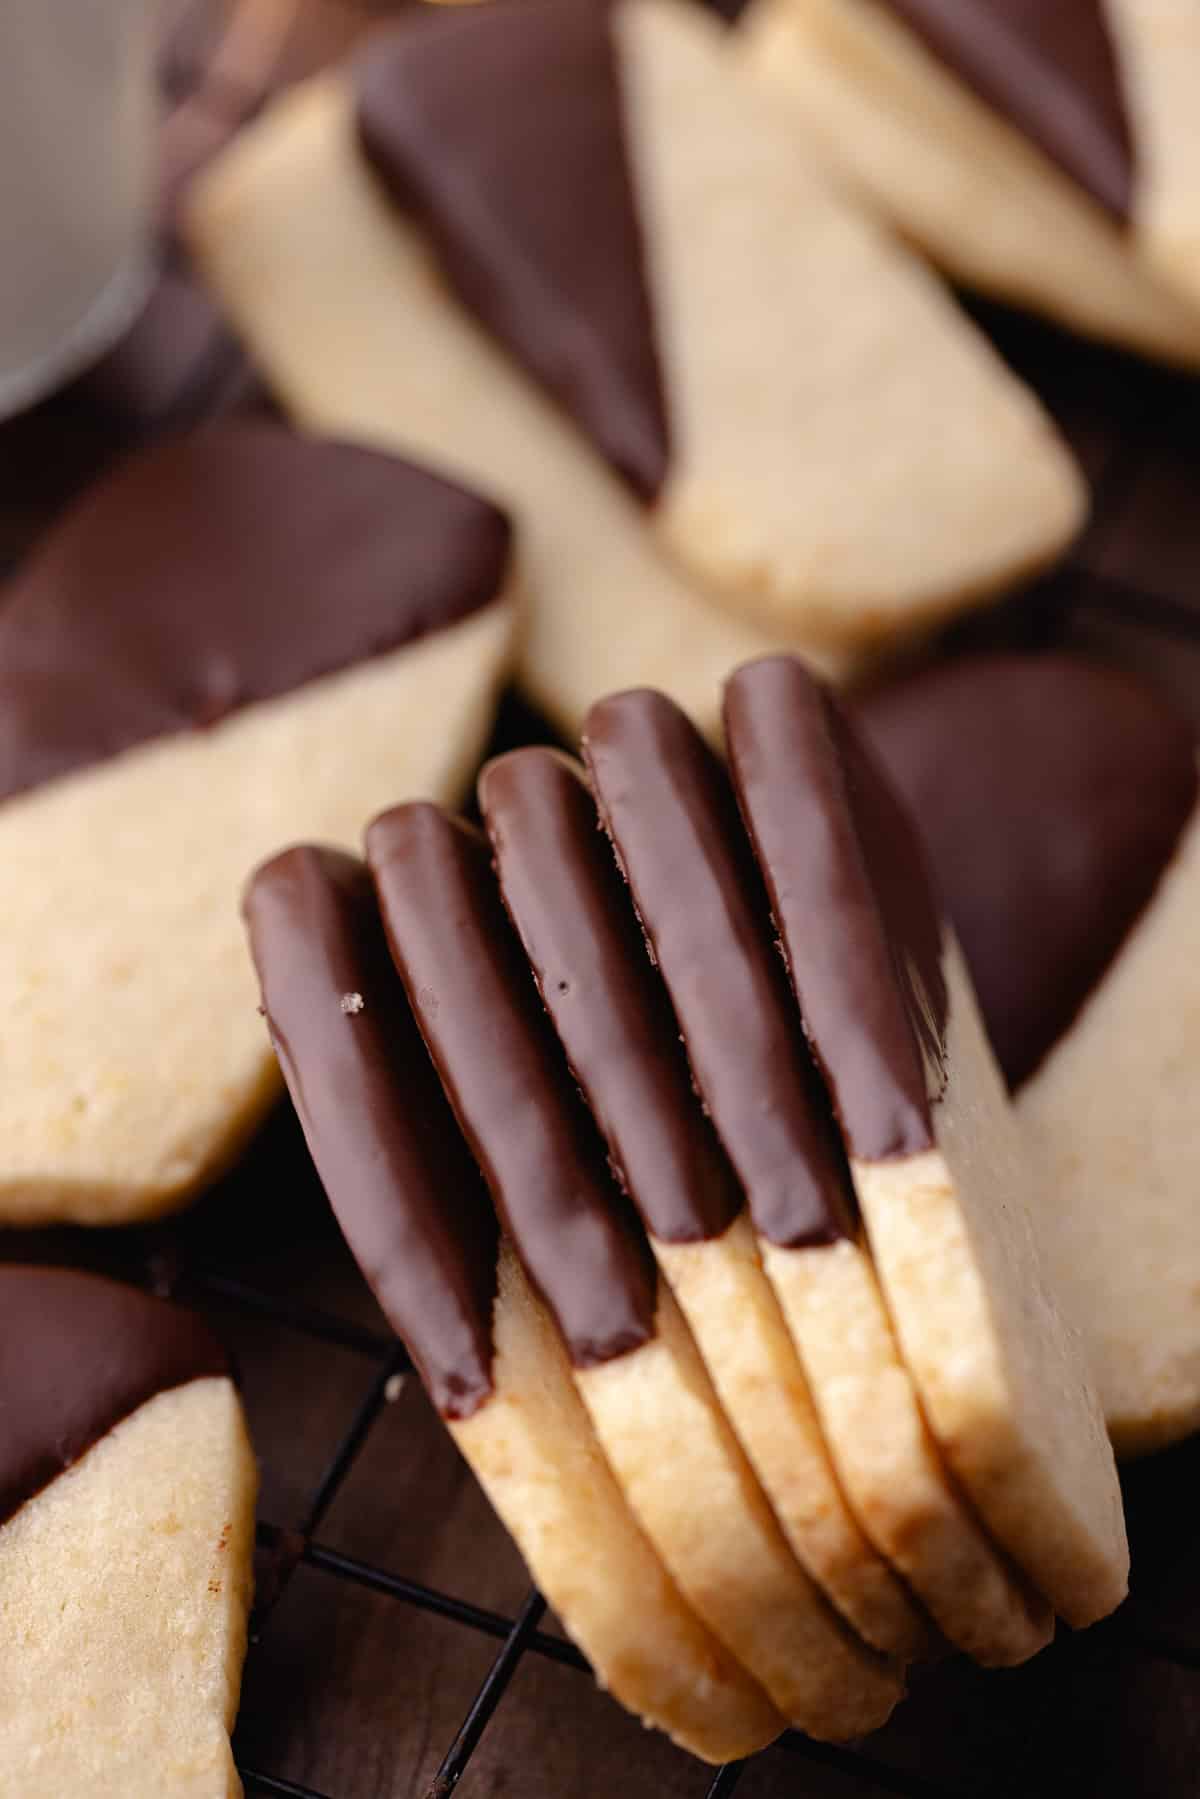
[726,656,947,1163]
[367,802,658,1366]
[583,690,857,1248]
[884,0,1134,219]
[857,653,1198,1089]
[0,421,510,806]
[355,0,669,500]
[0,1266,227,1526]
[479,747,741,1243]
[245,846,498,1418]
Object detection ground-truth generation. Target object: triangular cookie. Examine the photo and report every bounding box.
[0,422,515,1223]
[858,651,1200,1455]
[0,1268,256,1798]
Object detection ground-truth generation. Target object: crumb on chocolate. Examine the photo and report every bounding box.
[340,991,365,1015]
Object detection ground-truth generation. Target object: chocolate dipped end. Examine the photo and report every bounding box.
[856,653,1199,1091]
[0,1267,228,1526]
[354,0,669,500]
[0,421,511,807]
[725,657,946,1167]
[479,748,741,1245]
[582,689,856,1249]
[883,0,1134,220]
[244,846,498,1420]
[366,803,657,1368]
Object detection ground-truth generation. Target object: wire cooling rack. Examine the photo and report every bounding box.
[4,1,1200,1792]
[40,1109,1196,1799]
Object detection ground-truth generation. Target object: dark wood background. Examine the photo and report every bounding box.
[4,3,1200,1793]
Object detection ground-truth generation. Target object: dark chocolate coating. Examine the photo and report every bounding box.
[0,421,510,806]
[856,653,1198,1091]
[725,657,947,1164]
[367,802,658,1366]
[355,0,670,501]
[0,1266,228,1526]
[479,747,741,1244]
[884,0,1134,220]
[582,690,856,1248]
[244,846,498,1419]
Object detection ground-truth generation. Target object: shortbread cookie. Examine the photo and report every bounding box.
[0,1267,256,1798]
[187,2,1083,691]
[244,843,782,1762]
[0,421,515,1225]
[358,0,1083,647]
[857,653,1200,1456]
[726,655,1129,1627]
[187,73,832,742]
[739,0,1200,362]
[366,804,901,1737]
[583,688,1052,1665]
[477,746,930,1661]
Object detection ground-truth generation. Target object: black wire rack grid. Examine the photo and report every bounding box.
[120,1215,1195,1799]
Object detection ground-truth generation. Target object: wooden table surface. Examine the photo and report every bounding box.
[4,4,1200,1794]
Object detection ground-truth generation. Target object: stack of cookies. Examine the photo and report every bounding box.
[245,657,1130,1758]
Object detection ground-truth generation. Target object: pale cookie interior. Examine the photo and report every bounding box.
[620,0,1084,648]
[449,1243,783,1764]
[854,936,1129,1627]
[0,600,513,1225]
[0,1376,256,1799]
[655,1212,930,1660]
[760,1231,1052,1666]
[1019,791,1200,1457]
[1105,0,1200,308]
[738,0,1200,365]
[574,1281,901,1737]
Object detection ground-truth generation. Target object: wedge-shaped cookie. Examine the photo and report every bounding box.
[477,746,929,1662]
[0,421,515,1225]
[858,652,1200,1457]
[740,0,1200,362]
[583,686,1054,1665]
[727,655,1129,1628]
[366,804,901,1737]
[0,1268,256,1798]
[187,0,1083,696]
[244,843,782,1762]
[186,72,830,743]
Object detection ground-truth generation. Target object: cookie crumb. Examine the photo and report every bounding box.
[384,1374,405,1403]
[340,991,365,1015]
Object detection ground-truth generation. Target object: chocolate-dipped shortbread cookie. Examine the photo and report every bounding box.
[740,0,1200,362]
[244,844,782,1762]
[477,746,930,1663]
[187,0,1083,728]
[859,653,1200,1457]
[0,1268,256,1797]
[365,804,901,1738]
[0,421,515,1225]
[726,657,1128,1629]
[583,688,1055,1664]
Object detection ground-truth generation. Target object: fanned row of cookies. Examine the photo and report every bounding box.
[244,658,1128,1759]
